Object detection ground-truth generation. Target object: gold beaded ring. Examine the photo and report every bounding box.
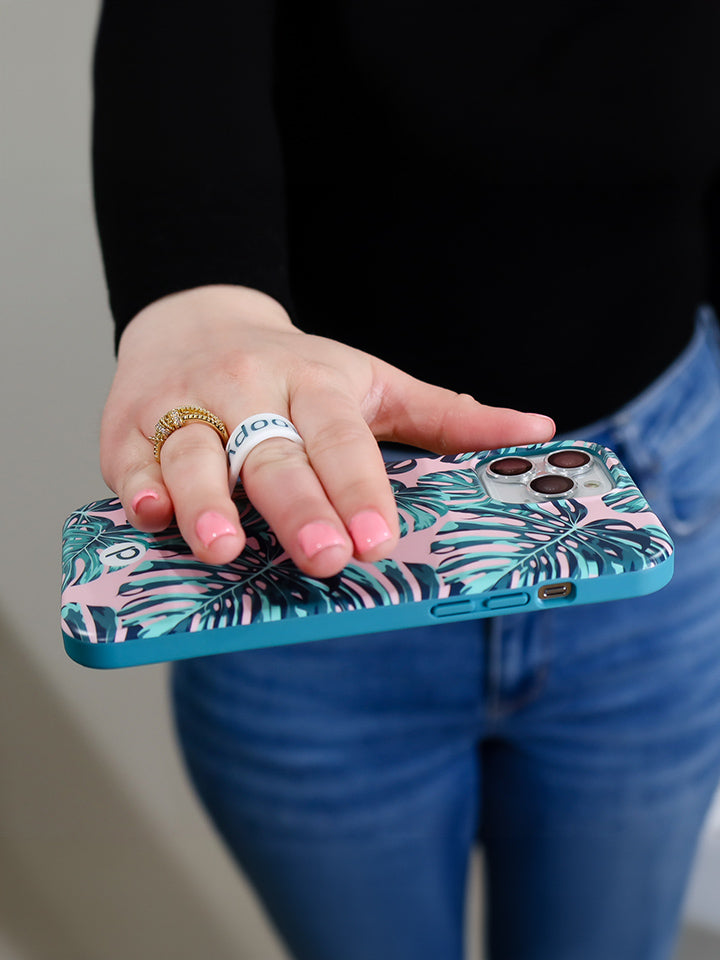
[148,406,229,462]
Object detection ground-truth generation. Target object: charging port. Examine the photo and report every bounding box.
[538,582,573,601]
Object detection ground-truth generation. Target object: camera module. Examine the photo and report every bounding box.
[530,474,574,496]
[488,456,533,476]
[547,450,591,469]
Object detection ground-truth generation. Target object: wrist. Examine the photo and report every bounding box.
[117,284,295,358]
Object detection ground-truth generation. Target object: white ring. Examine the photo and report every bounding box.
[226,413,304,490]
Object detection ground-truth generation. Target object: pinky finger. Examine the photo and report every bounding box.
[102,434,174,533]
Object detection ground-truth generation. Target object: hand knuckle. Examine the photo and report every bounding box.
[310,421,368,457]
[220,351,267,389]
[299,360,345,393]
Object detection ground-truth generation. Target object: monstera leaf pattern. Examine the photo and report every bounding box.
[61,602,121,644]
[601,468,653,514]
[62,499,141,590]
[118,514,330,637]
[432,498,672,591]
[390,466,481,535]
[61,442,673,646]
[116,506,444,639]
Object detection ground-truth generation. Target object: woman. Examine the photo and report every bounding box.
[93,2,720,957]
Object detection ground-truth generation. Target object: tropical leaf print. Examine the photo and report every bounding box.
[415,467,485,507]
[326,558,442,608]
[61,602,120,643]
[62,501,150,590]
[117,526,444,639]
[61,443,674,653]
[602,474,652,513]
[390,467,486,536]
[61,602,87,640]
[431,499,586,589]
[391,478,448,535]
[117,519,319,636]
[431,497,670,591]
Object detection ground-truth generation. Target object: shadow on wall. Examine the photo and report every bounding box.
[0,606,243,960]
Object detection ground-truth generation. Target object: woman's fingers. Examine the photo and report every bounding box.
[241,391,399,576]
[366,362,556,452]
[102,408,244,562]
[238,437,356,577]
[107,396,390,578]
[292,387,399,556]
[158,422,246,565]
[100,411,174,532]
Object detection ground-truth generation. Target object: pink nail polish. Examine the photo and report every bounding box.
[349,510,393,552]
[297,522,346,559]
[196,511,238,548]
[131,489,159,512]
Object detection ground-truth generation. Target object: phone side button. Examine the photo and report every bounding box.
[430,600,477,618]
[482,592,530,611]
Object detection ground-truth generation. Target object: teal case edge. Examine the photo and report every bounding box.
[62,557,674,670]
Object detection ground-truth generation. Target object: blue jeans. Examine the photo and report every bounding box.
[172,307,720,960]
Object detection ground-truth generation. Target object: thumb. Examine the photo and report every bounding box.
[366,364,555,453]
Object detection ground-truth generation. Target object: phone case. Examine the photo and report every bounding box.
[61,441,674,669]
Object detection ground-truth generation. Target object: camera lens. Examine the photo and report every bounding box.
[489,457,533,476]
[530,474,574,495]
[547,450,591,469]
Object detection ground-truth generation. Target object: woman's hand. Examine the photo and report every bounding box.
[100,284,555,578]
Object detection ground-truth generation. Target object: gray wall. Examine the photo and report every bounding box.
[1,2,717,958]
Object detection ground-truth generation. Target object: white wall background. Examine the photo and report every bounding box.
[0,2,717,958]
[1,2,289,957]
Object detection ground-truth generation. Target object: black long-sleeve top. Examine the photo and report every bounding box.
[93,1,720,433]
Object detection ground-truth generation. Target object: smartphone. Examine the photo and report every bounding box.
[61,440,674,668]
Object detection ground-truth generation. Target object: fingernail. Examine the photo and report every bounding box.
[196,511,239,548]
[297,521,346,559]
[525,414,556,438]
[349,510,393,552]
[131,489,159,512]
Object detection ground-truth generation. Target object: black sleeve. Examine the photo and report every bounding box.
[706,168,720,317]
[92,0,292,347]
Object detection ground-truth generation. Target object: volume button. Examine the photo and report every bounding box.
[482,592,530,611]
[430,600,476,618]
